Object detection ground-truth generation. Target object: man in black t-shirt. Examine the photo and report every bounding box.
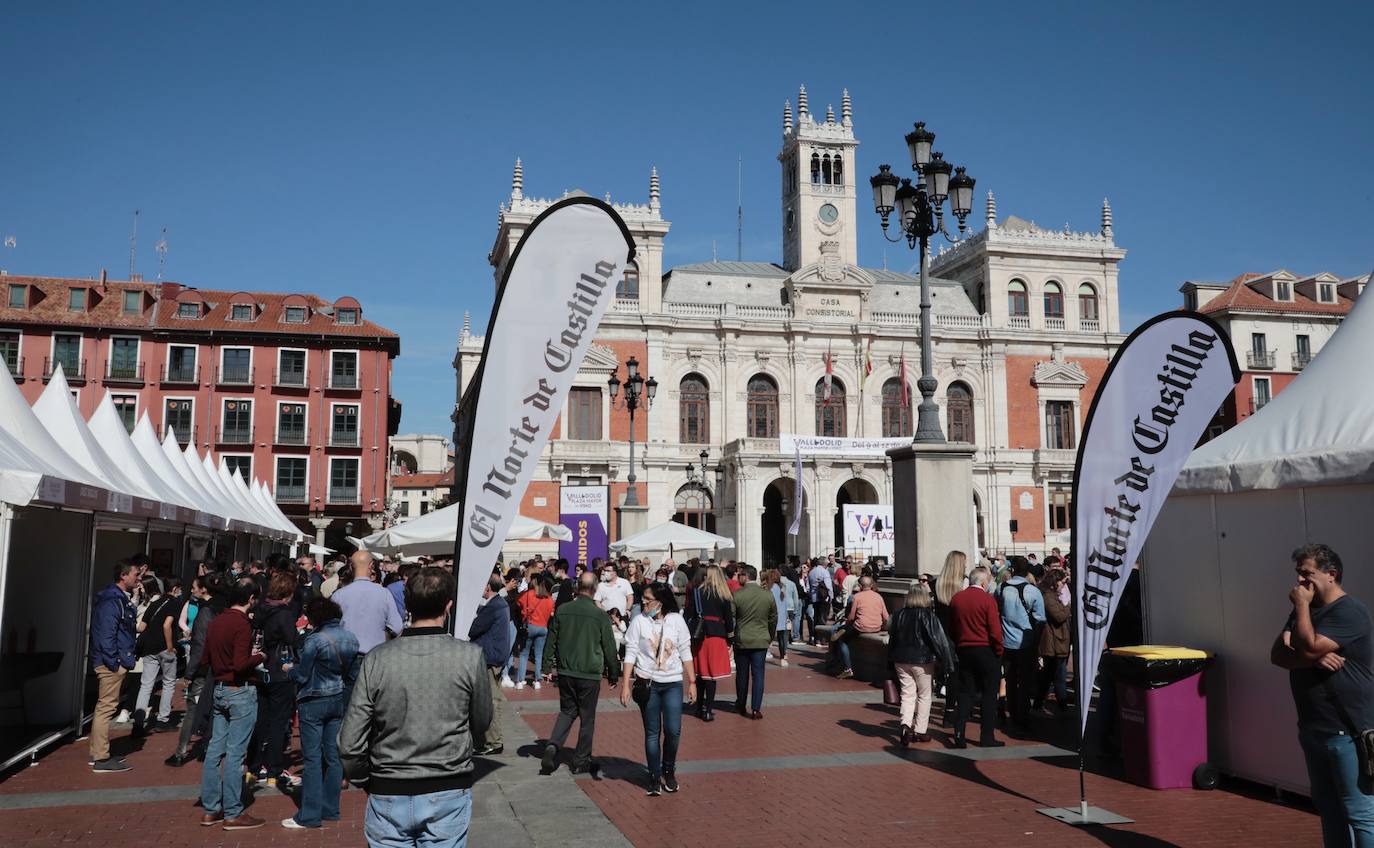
[1271,543,1374,847]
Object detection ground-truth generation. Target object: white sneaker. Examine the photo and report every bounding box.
[533,681,542,690]
[780,659,789,668]
[516,681,526,690]
[113,710,132,724]
[281,817,309,830]
[500,677,515,689]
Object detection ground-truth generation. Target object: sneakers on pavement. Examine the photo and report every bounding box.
[500,676,515,689]
[222,814,266,831]
[516,681,526,690]
[92,757,131,773]
[112,710,132,724]
[540,743,558,775]
[779,659,789,668]
[200,812,224,827]
[837,668,854,680]
[662,771,679,793]
[281,817,312,830]
[645,777,661,797]
[532,681,542,690]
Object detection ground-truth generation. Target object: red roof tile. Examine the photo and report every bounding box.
[391,469,454,489]
[1199,273,1353,316]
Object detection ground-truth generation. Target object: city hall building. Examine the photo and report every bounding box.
[455,87,1126,566]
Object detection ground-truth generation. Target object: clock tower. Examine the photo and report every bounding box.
[780,86,860,272]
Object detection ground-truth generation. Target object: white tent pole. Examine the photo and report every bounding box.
[0,503,12,654]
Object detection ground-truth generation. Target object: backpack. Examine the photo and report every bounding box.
[998,581,1045,650]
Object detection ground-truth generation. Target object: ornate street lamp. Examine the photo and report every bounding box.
[869,123,976,443]
[607,356,657,506]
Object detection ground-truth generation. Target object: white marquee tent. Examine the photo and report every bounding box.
[609,521,735,556]
[358,502,572,556]
[1143,273,1374,795]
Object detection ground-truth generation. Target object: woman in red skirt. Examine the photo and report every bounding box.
[686,565,735,722]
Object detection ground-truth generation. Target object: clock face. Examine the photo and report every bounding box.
[818,203,839,223]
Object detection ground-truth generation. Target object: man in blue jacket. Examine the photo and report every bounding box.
[90,561,141,772]
[467,574,511,756]
[997,556,1047,733]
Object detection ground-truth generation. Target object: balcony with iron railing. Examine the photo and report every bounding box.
[1249,396,1271,414]
[161,364,201,385]
[328,486,360,505]
[275,484,308,503]
[104,361,145,385]
[274,367,309,389]
[1292,351,1313,370]
[216,365,255,386]
[215,426,254,446]
[330,428,360,448]
[168,426,198,446]
[275,425,309,446]
[327,371,359,391]
[1246,350,1276,370]
[43,358,87,384]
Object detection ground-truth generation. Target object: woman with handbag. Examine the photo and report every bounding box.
[685,566,734,722]
[888,583,956,746]
[1036,567,1072,714]
[763,569,792,668]
[621,584,696,796]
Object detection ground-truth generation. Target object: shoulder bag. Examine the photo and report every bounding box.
[1327,677,1374,778]
[631,621,668,708]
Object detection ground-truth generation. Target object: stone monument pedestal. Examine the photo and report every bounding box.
[878,441,977,609]
[615,500,650,544]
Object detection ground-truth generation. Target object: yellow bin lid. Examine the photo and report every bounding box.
[1108,645,1210,660]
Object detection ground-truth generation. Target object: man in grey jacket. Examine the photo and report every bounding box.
[340,566,492,848]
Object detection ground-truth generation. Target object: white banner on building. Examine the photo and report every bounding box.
[454,198,635,637]
[1074,311,1238,736]
[842,504,894,559]
[779,434,910,457]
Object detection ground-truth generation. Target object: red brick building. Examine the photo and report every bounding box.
[0,273,400,548]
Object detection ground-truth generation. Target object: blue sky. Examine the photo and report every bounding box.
[3,2,1372,437]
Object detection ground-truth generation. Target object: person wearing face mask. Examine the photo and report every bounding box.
[594,564,633,620]
[621,584,695,796]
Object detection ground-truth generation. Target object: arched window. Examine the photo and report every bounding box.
[946,382,974,444]
[881,378,911,438]
[832,153,843,186]
[1008,279,1029,317]
[821,154,832,185]
[1043,281,1064,318]
[810,153,821,185]
[673,484,715,532]
[747,374,779,438]
[617,261,639,299]
[1079,283,1100,324]
[815,377,846,438]
[679,374,709,444]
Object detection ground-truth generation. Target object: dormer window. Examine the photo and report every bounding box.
[284,306,308,324]
[230,303,254,322]
[122,290,141,315]
[7,285,26,309]
[178,301,201,319]
[1275,281,1292,301]
[336,307,359,326]
[1319,283,1336,303]
[68,288,87,312]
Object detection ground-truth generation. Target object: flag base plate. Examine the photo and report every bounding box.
[1036,806,1134,826]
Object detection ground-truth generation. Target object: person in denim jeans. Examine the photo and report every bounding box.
[515,579,555,689]
[1272,544,1374,847]
[620,584,695,795]
[199,578,266,830]
[281,596,360,830]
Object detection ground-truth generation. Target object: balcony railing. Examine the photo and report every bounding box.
[216,426,254,445]
[217,366,255,386]
[168,425,198,446]
[161,364,200,384]
[1081,319,1101,332]
[328,372,359,390]
[275,485,308,503]
[328,487,360,505]
[1247,350,1276,370]
[275,426,308,446]
[104,361,145,384]
[1249,396,1271,414]
[1045,316,1066,331]
[330,429,360,447]
[1293,352,1313,370]
[1009,315,1031,329]
[274,368,309,388]
[43,358,86,384]
[2,356,23,377]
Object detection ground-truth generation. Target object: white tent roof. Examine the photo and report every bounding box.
[1176,274,1374,494]
[357,502,571,556]
[250,479,300,537]
[217,462,283,538]
[131,417,217,523]
[609,521,735,554]
[0,425,50,507]
[203,453,269,535]
[32,372,155,502]
[159,433,232,528]
[88,394,193,515]
[0,363,106,489]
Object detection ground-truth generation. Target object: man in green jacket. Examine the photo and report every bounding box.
[731,564,778,720]
[540,572,620,776]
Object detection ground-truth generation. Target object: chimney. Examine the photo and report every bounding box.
[100,268,108,284]
[160,281,182,300]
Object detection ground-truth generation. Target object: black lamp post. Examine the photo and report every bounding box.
[683,448,712,528]
[607,356,657,507]
[870,122,976,444]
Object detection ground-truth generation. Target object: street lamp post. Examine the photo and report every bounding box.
[869,122,976,444]
[683,448,711,528]
[607,356,657,507]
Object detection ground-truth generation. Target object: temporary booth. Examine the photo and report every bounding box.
[610,521,736,558]
[1142,281,1374,795]
[358,502,572,557]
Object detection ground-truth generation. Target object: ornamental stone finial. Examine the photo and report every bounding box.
[511,157,523,200]
[783,100,793,135]
[649,166,661,211]
[841,88,852,126]
[1101,197,1114,239]
[825,103,835,124]
[798,85,809,115]
[986,190,997,229]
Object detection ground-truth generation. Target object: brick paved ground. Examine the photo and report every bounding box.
[0,643,1322,847]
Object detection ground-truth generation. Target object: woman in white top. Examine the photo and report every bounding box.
[620,583,696,797]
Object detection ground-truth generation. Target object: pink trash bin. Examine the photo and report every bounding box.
[1106,647,1214,790]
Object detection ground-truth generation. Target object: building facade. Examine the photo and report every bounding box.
[456,87,1127,565]
[1183,269,1363,437]
[388,433,454,522]
[0,274,401,549]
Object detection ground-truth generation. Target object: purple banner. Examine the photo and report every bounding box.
[558,485,608,578]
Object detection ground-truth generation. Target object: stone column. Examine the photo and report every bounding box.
[309,517,331,548]
[883,442,976,584]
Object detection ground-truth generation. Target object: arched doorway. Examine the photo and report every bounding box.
[761,478,807,569]
[672,484,716,533]
[834,477,879,554]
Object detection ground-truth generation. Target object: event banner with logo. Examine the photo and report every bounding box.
[1073,311,1238,735]
[453,198,635,636]
[558,485,609,577]
[842,504,894,560]
[780,434,910,457]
